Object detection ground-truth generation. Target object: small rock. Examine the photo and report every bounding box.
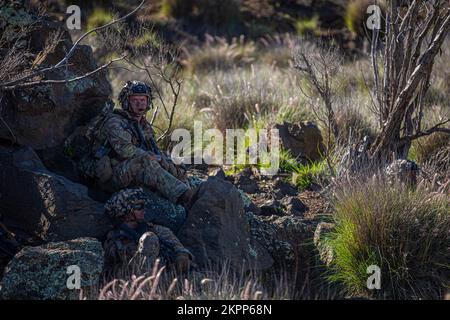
[259,199,282,216]
[234,168,259,194]
[280,196,308,217]
[273,177,298,198]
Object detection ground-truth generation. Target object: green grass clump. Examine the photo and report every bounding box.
[295,15,319,36]
[291,159,328,190]
[86,7,113,31]
[328,179,450,299]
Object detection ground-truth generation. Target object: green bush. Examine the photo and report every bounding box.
[86,7,113,30]
[291,159,329,190]
[295,15,319,36]
[328,179,450,299]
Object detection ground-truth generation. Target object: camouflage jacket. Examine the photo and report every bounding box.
[104,221,191,266]
[93,109,165,167]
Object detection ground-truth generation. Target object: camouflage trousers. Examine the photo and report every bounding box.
[111,153,189,204]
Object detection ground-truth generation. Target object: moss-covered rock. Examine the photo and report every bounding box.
[0,238,104,300]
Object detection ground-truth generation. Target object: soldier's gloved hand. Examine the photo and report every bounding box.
[159,156,171,170]
[175,252,191,274]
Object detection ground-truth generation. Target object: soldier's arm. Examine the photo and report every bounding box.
[103,117,147,159]
[151,225,192,260]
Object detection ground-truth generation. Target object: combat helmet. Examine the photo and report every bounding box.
[104,188,148,220]
[118,80,153,111]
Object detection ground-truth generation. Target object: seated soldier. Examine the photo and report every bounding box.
[103,188,193,275]
[85,80,197,209]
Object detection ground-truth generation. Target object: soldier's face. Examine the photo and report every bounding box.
[128,95,148,116]
[132,208,145,221]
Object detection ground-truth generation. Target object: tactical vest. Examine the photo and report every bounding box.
[74,106,160,182]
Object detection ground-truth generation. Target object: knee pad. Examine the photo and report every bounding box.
[138,231,160,258]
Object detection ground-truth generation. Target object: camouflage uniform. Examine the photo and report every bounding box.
[93,108,190,203]
[103,188,192,273]
[104,222,192,273]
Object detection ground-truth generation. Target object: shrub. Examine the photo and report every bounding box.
[182,36,256,74]
[295,15,320,36]
[258,34,300,69]
[328,179,450,299]
[291,159,329,190]
[189,64,301,133]
[86,7,113,31]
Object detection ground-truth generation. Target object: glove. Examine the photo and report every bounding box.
[175,252,191,273]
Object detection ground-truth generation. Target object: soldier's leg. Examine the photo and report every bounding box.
[112,154,190,204]
[103,232,137,275]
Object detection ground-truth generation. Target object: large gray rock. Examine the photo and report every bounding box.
[0,146,112,241]
[177,177,273,272]
[0,238,103,300]
[0,3,112,150]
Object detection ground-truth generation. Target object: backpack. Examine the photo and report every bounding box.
[64,101,116,181]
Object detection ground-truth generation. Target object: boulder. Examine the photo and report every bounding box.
[0,238,103,300]
[0,3,112,150]
[177,177,273,272]
[0,145,112,242]
[142,188,187,234]
[273,121,325,162]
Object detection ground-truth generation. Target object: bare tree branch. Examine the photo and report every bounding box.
[0,0,147,91]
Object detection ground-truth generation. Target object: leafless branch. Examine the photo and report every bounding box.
[0,0,147,91]
[366,1,450,161]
